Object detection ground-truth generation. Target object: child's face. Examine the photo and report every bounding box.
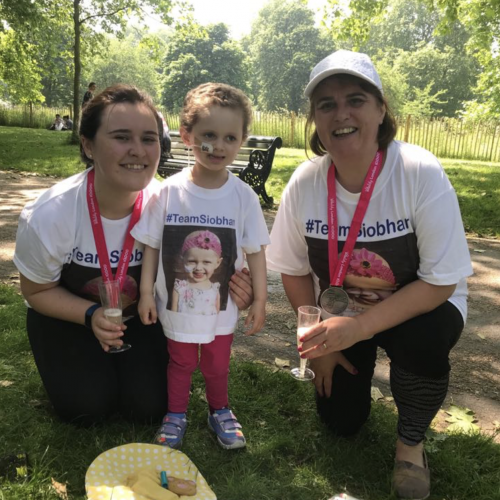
[183,247,222,283]
[182,106,245,178]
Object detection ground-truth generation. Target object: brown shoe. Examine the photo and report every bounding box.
[392,450,430,500]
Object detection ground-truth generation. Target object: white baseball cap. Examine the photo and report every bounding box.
[304,49,383,97]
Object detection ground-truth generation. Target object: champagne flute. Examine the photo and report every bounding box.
[98,280,131,353]
[290,305,321,381]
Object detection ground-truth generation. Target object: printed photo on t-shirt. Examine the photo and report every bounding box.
[306,233,420,315]
[162,225,237,314]
[62,263,141,318]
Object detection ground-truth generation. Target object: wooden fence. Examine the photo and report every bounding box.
[4,104,500,162]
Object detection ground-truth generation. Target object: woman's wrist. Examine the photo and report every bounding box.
[353,314,375,341]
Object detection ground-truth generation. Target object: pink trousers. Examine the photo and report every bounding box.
[167,334,233,413]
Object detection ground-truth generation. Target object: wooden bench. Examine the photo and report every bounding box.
[158,131,283,205]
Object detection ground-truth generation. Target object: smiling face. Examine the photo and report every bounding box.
[312,75,386,163]
[181,105,245,185]
[183,247,222,284]
[81,102,160,195]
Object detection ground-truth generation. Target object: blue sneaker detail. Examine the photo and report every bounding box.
[208,408,246,450]
[155,412,187,449]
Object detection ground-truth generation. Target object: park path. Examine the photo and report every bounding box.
[1,170,499,441]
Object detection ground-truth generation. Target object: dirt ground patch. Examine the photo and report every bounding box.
[1,170,499,441]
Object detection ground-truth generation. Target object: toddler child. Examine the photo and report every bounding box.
[132,82,269,450]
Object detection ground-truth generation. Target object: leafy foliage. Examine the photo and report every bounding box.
[322,0,480,117]
[160,22,249,110]
[246,0,331,113]
[90,35,162,102]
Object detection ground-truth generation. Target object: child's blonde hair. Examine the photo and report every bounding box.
[180,83,252,138]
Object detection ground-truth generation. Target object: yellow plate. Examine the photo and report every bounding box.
[85,443,216,500]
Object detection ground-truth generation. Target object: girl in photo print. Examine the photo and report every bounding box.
[133,82,269,452]
[171,230,223,315]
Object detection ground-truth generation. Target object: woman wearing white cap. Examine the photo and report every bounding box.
[266,50,473,499]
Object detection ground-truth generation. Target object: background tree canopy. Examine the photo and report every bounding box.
[0,0,495,120]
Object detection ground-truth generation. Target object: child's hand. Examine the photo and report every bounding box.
[138,294,157,325]
[244,301,265,335]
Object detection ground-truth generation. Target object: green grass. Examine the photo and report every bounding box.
[1,284,500,499]
[1,126,499,238]
[0,127,82,178]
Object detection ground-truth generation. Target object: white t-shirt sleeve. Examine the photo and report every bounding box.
[413,155,473,285]
[266,170,311,275]
[241,189,271,254]
[14,207,70,284]
[131,184,168,249]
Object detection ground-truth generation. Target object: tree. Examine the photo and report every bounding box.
[425,0,500,118]
[89,35,161,102]
[0,30,45,104]
[247,0,331,113]
[160,22,249,110]
[321,0,480,117]
[1,0,179,140]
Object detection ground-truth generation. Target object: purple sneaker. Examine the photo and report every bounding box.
[208,408,246,450]
[154,413,187,449]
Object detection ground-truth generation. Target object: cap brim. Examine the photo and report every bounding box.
[304,68,381,97]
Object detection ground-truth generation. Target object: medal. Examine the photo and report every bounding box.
[322,150,383,314]
[320,286,349,314]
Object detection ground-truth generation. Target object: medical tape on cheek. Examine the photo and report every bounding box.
[200,142,213,153]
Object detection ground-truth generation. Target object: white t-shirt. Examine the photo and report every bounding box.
[132,169,270,343]
[14,169,160,317]
[266,141,473,322]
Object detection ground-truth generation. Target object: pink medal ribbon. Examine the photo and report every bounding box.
[320,150,383,314]
[86,168,143,288]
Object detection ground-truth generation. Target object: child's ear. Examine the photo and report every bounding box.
[180,127,192,148]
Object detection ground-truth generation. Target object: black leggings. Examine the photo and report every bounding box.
[27,309,169,425]
[316,301,464,445]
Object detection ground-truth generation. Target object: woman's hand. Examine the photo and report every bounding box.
[229,268,254,310]
[310,351,357,397]
[299,315,367,359]
[91,308,127,352]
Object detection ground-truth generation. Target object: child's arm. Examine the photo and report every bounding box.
[243,247,267,335]
[138,245,159,325]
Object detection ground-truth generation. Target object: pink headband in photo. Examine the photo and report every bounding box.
[181,230,222,257]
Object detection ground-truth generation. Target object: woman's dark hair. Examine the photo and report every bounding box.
[180,82,253,138]
[79,84,162,165]
[305,74,397,157]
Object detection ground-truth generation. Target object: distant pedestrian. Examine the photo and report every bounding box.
[82,82,96,108]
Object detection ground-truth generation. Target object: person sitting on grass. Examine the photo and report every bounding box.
[63,115,73,130]
[48,114,64,131]
[266,49,473,500]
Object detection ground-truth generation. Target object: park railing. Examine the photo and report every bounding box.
[3,104,500,162]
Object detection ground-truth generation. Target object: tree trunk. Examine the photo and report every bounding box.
[71,0,81,144]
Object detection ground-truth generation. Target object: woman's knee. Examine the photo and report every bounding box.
[316,393,371,436]
[384,302,464,377]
